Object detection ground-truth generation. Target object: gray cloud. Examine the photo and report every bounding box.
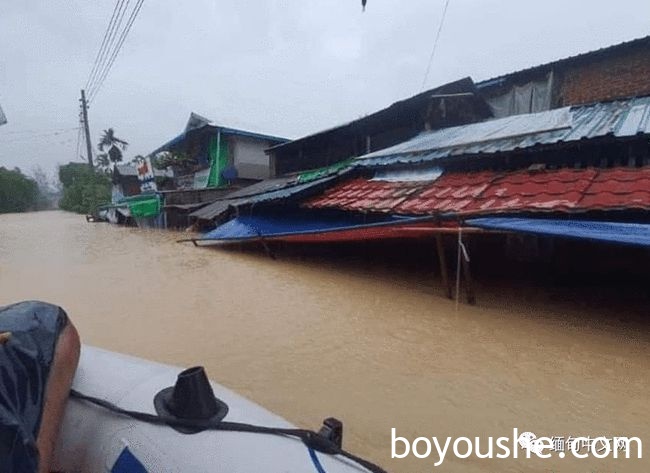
[1,0,648,177]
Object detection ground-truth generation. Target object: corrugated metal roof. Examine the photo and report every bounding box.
[305,166,650,217]
[190,174,342,222]
[266,77,490,152]
[356,97,650,167]
[149,123,287,157]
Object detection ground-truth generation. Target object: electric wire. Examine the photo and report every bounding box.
[421,0,451,91]
[86,0,131,97]
[89,0,145,103]
[0,127,79,136]
[0,129,79,144]
[84,0,124,92]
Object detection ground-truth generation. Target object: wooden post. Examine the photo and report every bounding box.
[435,233,452,299]
[460,235,476,305]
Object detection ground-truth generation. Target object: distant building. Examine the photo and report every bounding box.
[150,113,288,190]
[266,78,492,177]
[477,35,650,117]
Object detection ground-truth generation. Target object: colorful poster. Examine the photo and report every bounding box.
[136,157,157,192]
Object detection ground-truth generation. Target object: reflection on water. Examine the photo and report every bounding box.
[1,211,648,472]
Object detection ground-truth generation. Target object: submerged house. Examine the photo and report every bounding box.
[190,36,650,304]
[188,78,494,227]
[265,78,492,176]
[151,113,288,189]
[142,113,288,228]
[112,163,174,199]
[477,35,650,116]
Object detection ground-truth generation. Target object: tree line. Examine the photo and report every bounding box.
[0,167,40,213]
[2,128,141,215]
[58,128,127,214]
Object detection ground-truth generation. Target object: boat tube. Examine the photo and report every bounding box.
[53,346,385,473]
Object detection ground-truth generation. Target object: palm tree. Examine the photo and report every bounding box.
[98,128,128,164]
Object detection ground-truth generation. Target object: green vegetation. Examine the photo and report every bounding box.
[0,167,39,213]
[96,128,128,171]
[152,150,197,174]
[58,163,111,214]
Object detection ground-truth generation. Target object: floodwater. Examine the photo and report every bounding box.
[1,210,649,473]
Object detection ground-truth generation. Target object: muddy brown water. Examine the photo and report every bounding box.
[1,211,648,472]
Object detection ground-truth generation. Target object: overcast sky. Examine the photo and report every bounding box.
[0,0,648,178]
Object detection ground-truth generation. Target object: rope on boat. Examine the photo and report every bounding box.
[70,389,388,473]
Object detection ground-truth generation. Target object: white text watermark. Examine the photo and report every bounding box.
[391,428,642,466]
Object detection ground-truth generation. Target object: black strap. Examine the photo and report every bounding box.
[69,390,387,473]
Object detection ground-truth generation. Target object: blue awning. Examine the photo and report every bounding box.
[466,218,650,247]
[199,214,426,242]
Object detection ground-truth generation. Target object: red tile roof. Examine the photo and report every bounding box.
[304,166,650,217]
[304,178,428,213]
[581,167,650,211]
[457,168,598,215]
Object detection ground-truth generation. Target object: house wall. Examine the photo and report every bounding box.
[558,46,650,106]
[231,136,271,180]
[269,122,432,177]
[481,39,650,117]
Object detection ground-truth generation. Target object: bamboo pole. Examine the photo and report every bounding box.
[435,234,452,299]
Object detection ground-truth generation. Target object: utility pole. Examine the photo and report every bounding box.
[80,89,94,170]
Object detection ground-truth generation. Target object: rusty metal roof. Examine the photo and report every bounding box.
[305,166,650,217]
[357,97,650,168]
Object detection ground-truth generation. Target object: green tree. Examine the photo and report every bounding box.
[97,128,128,165]
[58,163,111,214]
[152,150,196,174]
[0,167,40,213]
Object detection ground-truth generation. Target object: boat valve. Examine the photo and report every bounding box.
[153,366,229,434]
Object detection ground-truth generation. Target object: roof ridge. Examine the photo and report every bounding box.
[477,35,650,87]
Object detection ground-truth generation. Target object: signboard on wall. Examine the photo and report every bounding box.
[136,157,157,192]
[192,168,210,189]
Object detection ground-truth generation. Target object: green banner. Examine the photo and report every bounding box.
[123,194,161,218]
[208,133,229,187]
[296,159,353,184]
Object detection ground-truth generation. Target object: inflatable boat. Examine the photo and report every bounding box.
[52,346,385,473]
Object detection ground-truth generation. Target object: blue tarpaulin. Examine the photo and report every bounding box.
[467,218,650,247]
[200,214,422,242]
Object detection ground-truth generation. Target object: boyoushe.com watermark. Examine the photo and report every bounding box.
[392,428,642,467]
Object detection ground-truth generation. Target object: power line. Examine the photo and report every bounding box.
[0,126,78,136]
[89,0,145,103]
[421,0,451,91]
[88,0,132,97]
[84,0,124,92]
[0,128,78,144]
[86,0,131,97]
